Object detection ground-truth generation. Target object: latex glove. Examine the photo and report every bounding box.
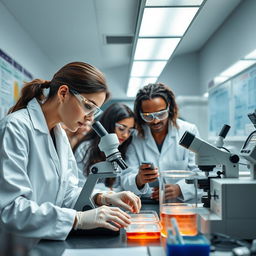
[103,191,141,213]
[74,206,131,231]
[136,164,159,188]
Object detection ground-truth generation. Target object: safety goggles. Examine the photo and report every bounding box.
[70,89,103,118]
[140,107,169,122]
[115,123,136,135]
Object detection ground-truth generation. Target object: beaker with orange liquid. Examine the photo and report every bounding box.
[159,170,198,237]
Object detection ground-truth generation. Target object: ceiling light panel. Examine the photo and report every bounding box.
[127,77,158,97]
[220,60,256,77]
[244,49,256,59]
[134,38,180,60]
[139,7,199,37]
[131,61,167,77]
[146,0,203,6]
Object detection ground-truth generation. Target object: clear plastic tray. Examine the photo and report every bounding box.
[125,210,161,239]
[128,210,159,223]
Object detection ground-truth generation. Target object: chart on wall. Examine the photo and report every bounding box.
[232,66,256,137]
[208,80,232,138]
[0,49,33,119]
[208,64,256,140]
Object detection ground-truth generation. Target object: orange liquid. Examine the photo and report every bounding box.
[126,231,161,240]
[160,205,197,237]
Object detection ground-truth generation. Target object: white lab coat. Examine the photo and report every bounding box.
[0,98,81,240]
[121,119,202,201]
[74,141,122,191]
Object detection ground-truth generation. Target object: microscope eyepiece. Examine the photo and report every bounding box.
[92,121,108,137]
[179,131,195,148]
[218,124,230,138]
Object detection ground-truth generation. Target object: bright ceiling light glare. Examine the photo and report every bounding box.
[244,49,256,59]
[146,0,203,6]
[213,76,229,85]
[220,60,256,77]
[134,38,180,60]
[127,77,158,97]
[131,61,167,77]
[139,7,199,37]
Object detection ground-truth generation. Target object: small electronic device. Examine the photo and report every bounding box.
[141,161,155,169]
[141,161,159,187]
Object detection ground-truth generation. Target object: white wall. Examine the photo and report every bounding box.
[199,0,256,94]
[103,64,129,99]
[0,2,54,79]
[158,52,200,96]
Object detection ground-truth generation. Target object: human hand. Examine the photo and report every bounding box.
[136,163,158,189]
[151,187,159,200]
[103,191,141,213]
[74,206,131,231]
[163,184,182,200]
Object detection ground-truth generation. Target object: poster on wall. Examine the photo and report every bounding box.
[0,49,33,120]
[208,64,256,141]
[208,80,231,138]
[232,65,256,137]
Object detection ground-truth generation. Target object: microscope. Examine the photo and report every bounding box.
[179,111,256,239]
[74,121,127,211]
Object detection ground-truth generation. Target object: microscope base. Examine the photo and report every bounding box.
[199,178,256,239]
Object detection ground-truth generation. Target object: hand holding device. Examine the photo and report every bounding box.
[136,161,158,189]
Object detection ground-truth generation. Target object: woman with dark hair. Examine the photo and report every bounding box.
[0,62,141,240]
[74,102,135,190]
[121,83,202,202]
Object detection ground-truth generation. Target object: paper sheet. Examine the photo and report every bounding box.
[62,246,149,256]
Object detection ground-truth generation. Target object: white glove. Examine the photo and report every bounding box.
[74,206,131,231]
[102,191,141,213]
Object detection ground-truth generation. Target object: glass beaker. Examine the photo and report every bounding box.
[160,170,198,237]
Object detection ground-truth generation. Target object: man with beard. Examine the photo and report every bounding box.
[121,83,201,202]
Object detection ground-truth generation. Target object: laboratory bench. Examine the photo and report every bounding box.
[0,204,232,256]
[27,204,233,256]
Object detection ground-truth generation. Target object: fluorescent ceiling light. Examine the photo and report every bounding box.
[213,76,230,85]
[146,0,203,6]
[203,92,209,98]
[139,7,199,37]
[220,60,256,77]
[244,49,256,59]
[127,77,158,97]
[134,38,180,60]
[131,61,167,77]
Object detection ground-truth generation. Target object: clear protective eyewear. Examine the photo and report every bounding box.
[140,107,169,122]
[70,89,103,118]
[115,123,136,136]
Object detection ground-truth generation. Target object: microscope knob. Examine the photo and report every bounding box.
[229,154,239,163]
[91,167,99,174]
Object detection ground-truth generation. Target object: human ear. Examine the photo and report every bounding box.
[57,85,69,103]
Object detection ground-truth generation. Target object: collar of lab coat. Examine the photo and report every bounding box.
[27,98,50,134]
[27,98,70,176]
[143,121,177,154]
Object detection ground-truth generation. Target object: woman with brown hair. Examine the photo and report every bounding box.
[74,102,136,189]
[0,62,141,240]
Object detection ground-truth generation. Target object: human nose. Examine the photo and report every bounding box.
[152,116,160,123]
[84,113,94,122]
[122,130,130,138]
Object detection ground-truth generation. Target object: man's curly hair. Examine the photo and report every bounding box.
[134,83,179,137]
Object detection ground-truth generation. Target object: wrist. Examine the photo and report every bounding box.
[95,193,104,206]
[136,175,144,189]
[96,191,115,206]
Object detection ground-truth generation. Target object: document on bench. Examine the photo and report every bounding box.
[62,247,149,256]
